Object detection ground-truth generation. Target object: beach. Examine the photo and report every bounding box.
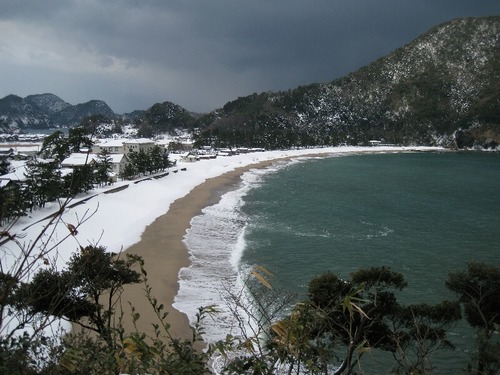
[118,159,280,340]
[112,146,443,340]
[4,146,443,340]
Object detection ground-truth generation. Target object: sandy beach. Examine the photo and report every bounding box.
[115,148,433,340]
[61,146,442,340]
[119,159,280,340]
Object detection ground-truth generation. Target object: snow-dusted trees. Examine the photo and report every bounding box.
[125,145,169,178]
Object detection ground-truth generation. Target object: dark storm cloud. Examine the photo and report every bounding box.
[0,1,498,113]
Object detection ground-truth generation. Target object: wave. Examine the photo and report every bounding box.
[173,160,294,342]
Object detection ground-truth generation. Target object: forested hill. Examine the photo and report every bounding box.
[194,16,500,150]
[0,94,115,130]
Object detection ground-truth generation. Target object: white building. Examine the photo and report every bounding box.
[122,139,155,155]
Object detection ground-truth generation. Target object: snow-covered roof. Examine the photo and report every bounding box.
[0,179,11,187]
[95,139,126,147]
[61,153,99,166]
[0,165,29,182]
[123,138,155,145]
[108,154,127,163]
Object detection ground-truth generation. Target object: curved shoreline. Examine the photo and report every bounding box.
[119,158,283,339]
[113,147,445,339]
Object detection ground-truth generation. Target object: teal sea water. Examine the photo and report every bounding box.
[241,152,499,302]
[177,151,500,373]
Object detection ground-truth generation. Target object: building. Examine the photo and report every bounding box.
[92,139,126,154]
[61,153,99,169]
[122,139,155,155]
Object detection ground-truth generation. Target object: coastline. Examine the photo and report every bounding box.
[67,146,444,340]
[119,158,284,339]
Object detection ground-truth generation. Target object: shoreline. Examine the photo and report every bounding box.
[119,158,284,339]
[70,147,445,339]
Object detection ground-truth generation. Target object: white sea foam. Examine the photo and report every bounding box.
[173,161,293,343]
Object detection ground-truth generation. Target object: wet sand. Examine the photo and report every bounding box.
[77,149,412,339]
[119,159,283,340]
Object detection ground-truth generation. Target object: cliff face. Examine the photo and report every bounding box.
[194,17,500,150]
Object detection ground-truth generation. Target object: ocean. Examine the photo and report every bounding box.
[174,150,500,373]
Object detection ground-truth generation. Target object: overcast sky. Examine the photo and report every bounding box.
[0,1,499,114]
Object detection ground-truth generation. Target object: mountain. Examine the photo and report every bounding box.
[194,16,500,150]
[0,94,115,131]
[24,93,72,115]
[138,101,197,135]
[50,100,115,126]
[0,92,195,135]
[2,16,498,148]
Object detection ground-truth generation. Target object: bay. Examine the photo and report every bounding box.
[241,152,500,302]
[179,150,500,373]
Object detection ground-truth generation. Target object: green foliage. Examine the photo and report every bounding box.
[446,262,500,330]
[141,101,196,136]
[276,267,461,374]
[54,257,213,374]
[24,160,62,209]
[119,162,136,180]
[0,333,63,375]
[307,271,352,309]
[40,131,69,161]
[67,127,93,154]
[40,127,94,162]
[62,164,94,196]
[127,145,168,178]
[18,246,141,347]
[446,262,500,374]
[0,184,28,225]
[95,150,113,186]
[391,300,462,373]
[0,158,10,175]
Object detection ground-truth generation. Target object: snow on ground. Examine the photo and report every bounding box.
[1,145,443,338]
[5,146,443,270]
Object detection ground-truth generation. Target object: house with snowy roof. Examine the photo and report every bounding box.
[0,165,29,186]
[107,154,129,180]
[122,139,155,155]
[61,153,99,169]
[92,139,126,154]
[61,152,130,182]
[0,165,29,203]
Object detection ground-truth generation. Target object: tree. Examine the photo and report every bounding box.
[149,145,168,173]
[62,164,94,196]
[40,131,69,161]
[127,150,149,176]
[446,262,500,374]
[17,246,141,348]
[67,127,94,154]
[80,114,113,137]
[0,158,10,176]
[24,160,62,209]
[0,194,97,364]
[391,300,461,373]
[95,150,113,186]
[267,267,460,374]
[0,184,28,225]
[302,267,408,374]
[120,162,136,180]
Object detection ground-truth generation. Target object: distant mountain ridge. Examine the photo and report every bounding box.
[2,16,499,150]
[0,94,115,131]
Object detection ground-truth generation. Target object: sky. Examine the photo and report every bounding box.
[0,1,499,114]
